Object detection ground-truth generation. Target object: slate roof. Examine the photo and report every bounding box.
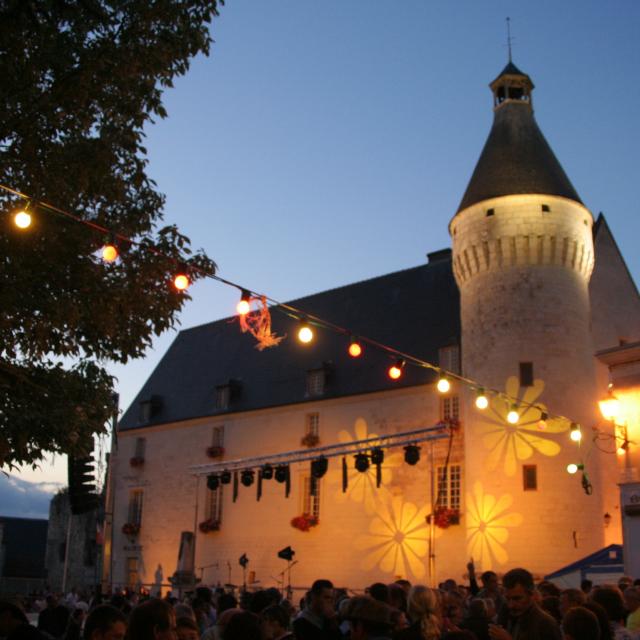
[0,517,48,578]
[119,254,460,430]
[457,69,582,213]
[491,61,533,85]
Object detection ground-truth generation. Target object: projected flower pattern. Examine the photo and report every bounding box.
[333,418,402,514]
[477,376,567,476]
[354,495,437,580]
[466,482,523,570]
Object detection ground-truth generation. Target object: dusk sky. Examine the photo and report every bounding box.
[11,1,640,508]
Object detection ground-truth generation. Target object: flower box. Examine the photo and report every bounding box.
[428,507,460,529]
[199,519,221,533]
[300,433,320,448]
[129,456,145,468]
[122,522,140,536]
[291,514,319,532]
[206,445,225,458]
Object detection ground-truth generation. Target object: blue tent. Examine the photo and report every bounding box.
[545,544,624,588]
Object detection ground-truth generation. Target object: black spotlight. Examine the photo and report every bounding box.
[370,448,384,465]
[277,546,295,561]
[354,452,369,473]
[311,456,329,479]
[404,444,421,466]
[241,469,255,487]
[206,474,220,490]
[239,553,249,568]
[275,465,288,483]
[261,464,274,480]
[220,470,232,484]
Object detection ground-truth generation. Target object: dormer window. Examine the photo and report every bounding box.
[306,369,325,397]
[438,345,461,376]
[139,395,163,424]
[214,380,242,411]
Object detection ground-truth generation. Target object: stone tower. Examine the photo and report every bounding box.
[450,61,605,573]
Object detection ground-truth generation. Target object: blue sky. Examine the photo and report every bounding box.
[10,1,640,512]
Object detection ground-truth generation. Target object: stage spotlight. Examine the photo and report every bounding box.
[277,546,295,561]
[311,456,328,479]
[239,553,249,568]
[206,474,220,490]
[275,465,289,483]
[220,470,232,484]
[261,464,274,480]
[354,453,369,473]
[404,444,420,466]
[370,448,384,465]
[241,469,255,487]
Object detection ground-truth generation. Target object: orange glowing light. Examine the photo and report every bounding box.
[388,360,404,380]
[173,273,190,291]
[102,244,118,262]
[236,299,251,315]
[298,324,314,344]
[599,396,620,422]
[348,341,362,358]
[14,210,32,229]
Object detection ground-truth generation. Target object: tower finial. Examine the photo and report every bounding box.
[506,16,513,62]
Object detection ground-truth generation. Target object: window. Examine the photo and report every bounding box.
[215,385,230,411]
[302,475,321,519]
[134,437,146,459]
[519,362,534,387]
[523,465,537,491]
[128,490,144,526]
[541,204,551,212]
[139,396,162,423]
[441,396,460,421]
[126,557,139,589]
[437,464,462,511]
[306,369,325,396]
[206,485,224,523]
[306,413,320,437]
[439,345,461,375]
[211,425,224,447]
[486,208,495,217]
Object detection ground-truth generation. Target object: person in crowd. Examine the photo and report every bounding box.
[540,595,562,624]
[467,561,504,615]
[172,604,194,622]
[559,588,586,616]
[38,595,70,639]
[590,585,636,640]
[394,581,412,596]
[562,606,601,640]
[582,580,594,595]
[175,617,199,640]
[389,608,409,634]
[584,601,614,640]
[260,604,293,640]
[388,585,407,615]
[460,598,490,640]
[0,601,45,640]
[624,587,640,633]
[83,605,127,640]
[126,598,176,640]
[368,584,390,605]
[537,581,560,598]
[201,608,241,640]
[221,611,261,640]
[489,568,561,640]
[345,596,393,640]
[619,578,634,594]
[195,588,216,627]
[64,603,89,640]
[442,591,464,634]
[394,585,441,640]
[293,579,342,640]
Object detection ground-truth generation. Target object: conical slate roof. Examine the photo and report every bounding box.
[456,66,581,213]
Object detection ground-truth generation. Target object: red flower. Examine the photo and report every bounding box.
[291,514,319,531]
[432,507,460,529]
[198,519,220,533]
[300,433,320,447]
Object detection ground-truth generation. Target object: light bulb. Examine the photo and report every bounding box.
[14,210,32,229]
[102,244,118,262]
[617,446,626,456]
[348,340,362,358]
[537,411,548,431]
[173,273,190,291]
[388,360,404,380]
[437,374,450,394]
[507,406,519,424]
[298,323,313,344]
[567,463,579,475]
[475,390,489,410]
[236,290,251,316]
[570,423,582,442]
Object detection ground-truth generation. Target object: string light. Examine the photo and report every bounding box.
[173,266,190,291]
[13,203,32,229]
[101,235,119,263]
[475,389,489,410]
[388,359,405,380]
[236,290,251,316]
[436,372,450,393]
[537,410,548,430]
[348,337,363,358]
[570,422,582,442]
[297,320,314,344]
[507,404,519,425]
[567,463,583,475]
[617,440,629,456]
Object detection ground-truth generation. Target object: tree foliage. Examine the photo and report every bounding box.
[0,0,223,468]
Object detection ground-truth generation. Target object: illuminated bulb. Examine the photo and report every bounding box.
[570,423,582,442]
[298,322,314,344]
[567,463,579,475]
[507,405,519,424]
[475,389,489,410]
[102,243,118,262]
[236,290,251,316]
[14,210,32,229]
[388,359,405,380]
[537,410,548,431]
[348,338,362,358]
[599,394,620,421]
[617,446,626,456]
[173,273,190,291]
[437,373,450,394]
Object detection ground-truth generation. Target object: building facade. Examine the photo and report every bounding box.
[109,61,640,592]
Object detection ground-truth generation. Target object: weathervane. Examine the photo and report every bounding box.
[506,16,513,62]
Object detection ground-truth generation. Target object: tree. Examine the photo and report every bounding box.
[0,0,223,469]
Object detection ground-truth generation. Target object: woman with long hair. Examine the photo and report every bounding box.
[394,586,441,640]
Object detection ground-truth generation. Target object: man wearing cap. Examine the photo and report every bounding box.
[346,596,393,640]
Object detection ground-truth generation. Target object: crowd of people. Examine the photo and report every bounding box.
[1,565,640,640]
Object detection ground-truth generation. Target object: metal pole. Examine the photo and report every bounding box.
[193,475,200,590]
[428,442,436,587]
[61,513,73,594]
